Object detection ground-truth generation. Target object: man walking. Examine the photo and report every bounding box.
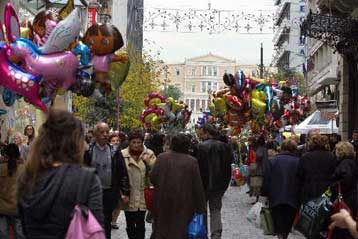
[84,122,130,239]
[195,124,233,239]
[350,130,358,155]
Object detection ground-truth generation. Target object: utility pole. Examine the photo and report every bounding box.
[260,43,264,79]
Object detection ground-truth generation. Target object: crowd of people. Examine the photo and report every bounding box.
[1,109,358,239]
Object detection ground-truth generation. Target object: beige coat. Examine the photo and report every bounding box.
[121,147,156,212]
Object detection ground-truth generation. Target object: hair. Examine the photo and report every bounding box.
[33,10,58,29]
[335,141,356,160]
[3,143,20,177]
[83,23,124,51]
[200,123,219,138]
[128,129,144,142]
[18,109,85,194]
[109,133,119,142]
[24,125,35,137]
[170,133,191,154]
[146,133,164,156]
[14,132,24,142]
[256,135,266,147]
[308,134,329,151]
[280,139,297,153]
[353,130,358,135]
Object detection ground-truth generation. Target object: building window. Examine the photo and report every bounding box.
[191,85,196,92]
[185,99,189,105]
[213,66,218,76]
[208,66,213,76]
[224,69,228,74]
[190,99,195,111]
[201,100,206,110]
[196,99,200,112]
[192,68,196,76]
[214,82,218,90]
[207,82,212,91]
[201,82,207,93]
[299,5,305,12]
[202,66,207,76]
[176,69,180,75]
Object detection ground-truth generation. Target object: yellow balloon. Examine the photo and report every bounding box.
[251,98,266,115]
[20,27,30,39]
[213,97,227,115]
[250,76,270,85]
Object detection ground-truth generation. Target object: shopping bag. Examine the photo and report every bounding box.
[294,193,332,239]
[260,207,274,235]
[144,186,155,212]
[247,202,262,228]
[187,213,208,239]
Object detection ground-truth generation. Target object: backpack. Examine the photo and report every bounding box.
[65,168,105,239]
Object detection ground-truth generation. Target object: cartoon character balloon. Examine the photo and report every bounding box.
[32,10,58,47]
[83,23,127,93]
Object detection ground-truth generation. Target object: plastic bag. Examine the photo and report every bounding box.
[247,202,262,228]
[187,213,208,239]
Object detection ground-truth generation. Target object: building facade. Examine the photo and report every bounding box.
[305,0,339,102]
[160,53,257,121]
[272,0,306,73]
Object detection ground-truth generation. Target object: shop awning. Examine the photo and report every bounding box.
[294,110,338,134]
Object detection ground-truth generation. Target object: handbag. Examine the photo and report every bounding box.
[187,213,208,239]
[247,202,262,228]
[144,186,154,212]
[260,207,274,235]
[294,192,332,239]
[326,183,352,239]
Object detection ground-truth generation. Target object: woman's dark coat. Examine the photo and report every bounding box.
[150,152,206,239]
[297,150,337,204]
[263,152,300,209]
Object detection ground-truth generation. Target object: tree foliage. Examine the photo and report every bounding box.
[162,85,182,100]
[73,52,160,130]
[273,70,306,95]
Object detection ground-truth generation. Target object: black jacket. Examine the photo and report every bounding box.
[333,157,358,216]
[195,139,233,193]
[84,143,130,197]
[263,152,300,208]
[18,164,104,239]
[297,150,337,204]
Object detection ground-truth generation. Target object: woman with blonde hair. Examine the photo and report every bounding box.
[17,109,104,239]
[297,134,336,204]
[331,141,358,239]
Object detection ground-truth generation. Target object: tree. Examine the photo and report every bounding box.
[162,85,182,100]
[273,70,306,95]
[73,51,160,130]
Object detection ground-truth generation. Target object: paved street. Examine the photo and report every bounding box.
[112,185,305,239]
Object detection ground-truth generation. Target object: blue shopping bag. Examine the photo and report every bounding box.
[187,213,208,239]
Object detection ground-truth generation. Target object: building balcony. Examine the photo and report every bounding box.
[309,61,338,95]
[274,2,290,26]
[273,24,290,47]
[271,43,289,66]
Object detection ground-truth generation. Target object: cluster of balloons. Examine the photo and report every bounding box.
[0,2,130,113]
[140,92,192,130]
[204,72,311,135]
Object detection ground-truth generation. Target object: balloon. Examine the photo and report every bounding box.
[33,17,57,47]
[249,76,270,85]
[251,98,266,115]
[140,108,163,129]
[41,8,81,54]
[109,51,130,89]
[0,109,6,115]
[59,0,75,20]
[252,90,267,102]
[223,73,235,86]
[11,38,79,99]
[264,86,273,111]
[213,97,227,116]
[2,88,16,107]
[72,43,91,66]
[144,93,166,108]
[72,69,95,97]
[0,42,46,111]
[4,3,20,43]
[224,95,243,112]
[235,70,245,93]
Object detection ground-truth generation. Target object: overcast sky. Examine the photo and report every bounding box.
[143,0,276,65]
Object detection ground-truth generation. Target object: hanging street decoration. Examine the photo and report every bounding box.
[141,7,276,34]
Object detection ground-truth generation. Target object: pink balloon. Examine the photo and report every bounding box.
[4,2,20,43]
[11,38,79,99]
[0,43,46,111]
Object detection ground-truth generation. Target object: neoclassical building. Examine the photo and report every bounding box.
[159,53,257,121]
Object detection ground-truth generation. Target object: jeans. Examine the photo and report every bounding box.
[0,215,25,239]
[125,210,146,239]
[103,189,117,239]
[205,192,224,239]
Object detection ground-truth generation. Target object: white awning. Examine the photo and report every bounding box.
[294,110,338,134]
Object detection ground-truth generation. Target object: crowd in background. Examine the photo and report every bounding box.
[0,110,358,239]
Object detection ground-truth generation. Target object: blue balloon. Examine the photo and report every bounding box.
[2,88,16,107]
[264,85,273,111]
[72,44,91,66]
[0,109,6,115]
